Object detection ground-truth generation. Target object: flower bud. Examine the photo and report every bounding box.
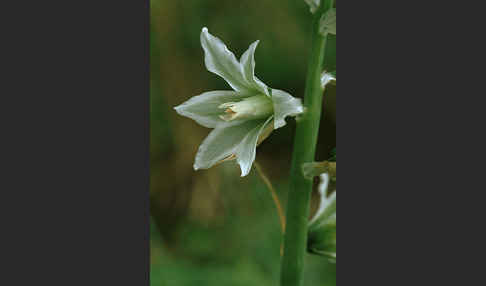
[308,174,336,262]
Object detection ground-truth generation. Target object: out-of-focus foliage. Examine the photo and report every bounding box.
[150,0,336,285]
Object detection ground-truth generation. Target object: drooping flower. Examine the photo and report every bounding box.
[303,152,336,261]
[307,173,336,262]
[174,27,303,176]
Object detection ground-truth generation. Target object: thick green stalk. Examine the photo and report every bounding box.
[280,1,334,286]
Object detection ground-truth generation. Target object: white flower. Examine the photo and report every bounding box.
[174,27,304,177]
[320,71,336,90]
[308,173,336,262]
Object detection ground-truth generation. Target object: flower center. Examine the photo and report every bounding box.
[218,95,273,121]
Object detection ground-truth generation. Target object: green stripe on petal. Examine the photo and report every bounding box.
[201,27,251,93]
[240,40,269,96]
[193,116,273,176]
[174,90,253,128]
[271,89,304,129]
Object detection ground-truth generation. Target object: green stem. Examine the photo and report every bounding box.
[280,1,334,286]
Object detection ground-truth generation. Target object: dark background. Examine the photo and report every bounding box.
[150,1,336,285]
[1,0,149,285]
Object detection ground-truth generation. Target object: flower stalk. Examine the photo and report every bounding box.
[280,1,335,285]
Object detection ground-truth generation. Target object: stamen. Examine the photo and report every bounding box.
[218,102,237,109]
[219,108,237,121]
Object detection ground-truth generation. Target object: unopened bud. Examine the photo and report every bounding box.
[308,174,336,262]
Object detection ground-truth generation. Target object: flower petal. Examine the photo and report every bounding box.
[194,122,259,171]
[240,41,269,96]
[271,89,304,129]
[174,90,252,128]
[309,174,336,228]
[234,116,273,176]
[193,117,273,176]
[201,27,250,92]
[256,119,274,146]
[320,71,336,89]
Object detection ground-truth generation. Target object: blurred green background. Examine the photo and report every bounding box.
[150,1,336,285]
